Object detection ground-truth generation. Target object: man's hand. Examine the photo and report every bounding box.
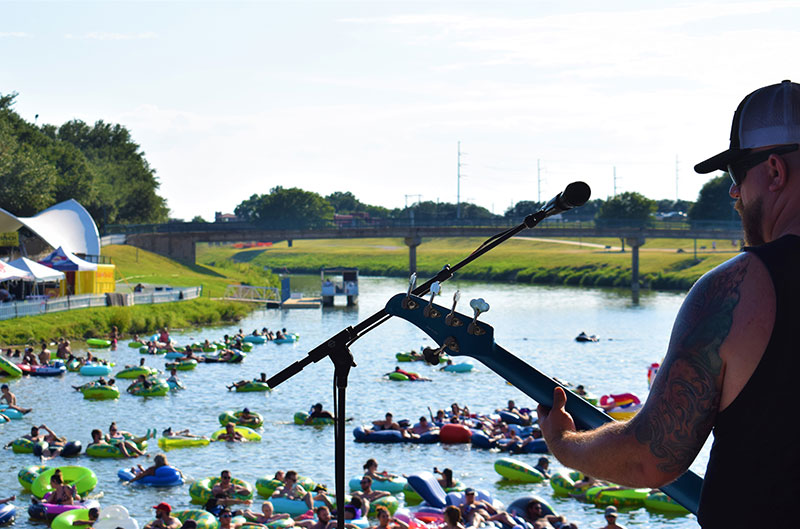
[536,387,576,445]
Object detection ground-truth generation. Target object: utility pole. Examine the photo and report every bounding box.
[537,159,541,203]
[457,141,462,219]
[675,155,680,201]
[613,166,618,196]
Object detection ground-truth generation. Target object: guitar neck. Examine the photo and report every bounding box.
[384,293,702,515]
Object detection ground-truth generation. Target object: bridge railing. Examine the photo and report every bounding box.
[105,217,743,235]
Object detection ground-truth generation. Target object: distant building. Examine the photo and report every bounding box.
[334,212,374,228]
[215,212,240,223]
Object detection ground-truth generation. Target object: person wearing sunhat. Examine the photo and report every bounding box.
[143,502,180,529]
[537,80,800,527]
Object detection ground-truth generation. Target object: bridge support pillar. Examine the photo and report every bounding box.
[405,236,422,276]
[626,237,646,303]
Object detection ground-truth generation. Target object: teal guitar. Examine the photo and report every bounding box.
[384,292,703,515]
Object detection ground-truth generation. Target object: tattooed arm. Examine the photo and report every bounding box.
[537,252,774,487]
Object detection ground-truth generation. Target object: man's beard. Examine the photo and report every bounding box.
[735,196,765,246]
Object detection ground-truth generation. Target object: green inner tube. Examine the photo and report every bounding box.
[32,465,98,499]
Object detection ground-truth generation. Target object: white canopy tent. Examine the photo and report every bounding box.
[0,260,33,281]
[7,257,66,282]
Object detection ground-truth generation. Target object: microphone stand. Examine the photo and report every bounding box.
[266,189,606,527]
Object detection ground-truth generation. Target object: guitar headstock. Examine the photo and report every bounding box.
[385,293,496,363]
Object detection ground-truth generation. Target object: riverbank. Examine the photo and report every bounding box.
[198,237,737,291]
[0,298,251,346]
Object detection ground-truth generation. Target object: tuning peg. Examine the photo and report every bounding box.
[445,290,462,327]
[423,281,441,318]
[468,298,490,335]
[402,273,419,310]
[407,273,417,296]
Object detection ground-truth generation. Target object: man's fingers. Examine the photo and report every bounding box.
[553,386,567,409]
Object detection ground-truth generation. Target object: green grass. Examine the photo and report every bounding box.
[105,245,279,298]
[0,298,251,346]
[196,237,737,291]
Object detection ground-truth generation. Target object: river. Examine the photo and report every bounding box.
[1,276,706,528]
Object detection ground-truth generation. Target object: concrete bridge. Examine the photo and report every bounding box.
[112,218,743,295]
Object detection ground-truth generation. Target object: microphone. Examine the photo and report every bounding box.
[527,181,591,225]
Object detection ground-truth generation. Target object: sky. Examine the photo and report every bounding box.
[2,1,800,221]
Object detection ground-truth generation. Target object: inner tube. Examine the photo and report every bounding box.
[493,457,545,483]
[165,359,197,371]
[442,362,474,373]
[219,410,264,428]
[81,385,120,400]
[29,499,100,520]
[0,503,16,525]
[18,465,49,491]
[643,491,690,514]
[116,366,158,379]
[86,338,112,348]
[11,438,48,454]
[79,364,112,376]
[0,355,23,377]
[189,477,253,505]
[60,440,83,458]
[210,425,262,442]
[158,436,210,451]
[0,405,24,420]
[294,412,335,426]
[352,427,405,444]
[51,508,94,529]
[506,495,558,518]
[31,363,66,377]
[173,509,219,529]
[439,424,472,444]
[117,465,184,487]
[235,381,271,393]
[129,379,170,397]
[86,443,128,459]
[244,335,268,344]
[32,466,98,499]
[256,475,316,498]
[348,475,407,494]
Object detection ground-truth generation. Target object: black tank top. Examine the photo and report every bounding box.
[698,235,800,527]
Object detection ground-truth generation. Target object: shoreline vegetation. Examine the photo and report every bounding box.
[198,236,736,292]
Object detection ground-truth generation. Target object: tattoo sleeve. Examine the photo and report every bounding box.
[634,259,748,474]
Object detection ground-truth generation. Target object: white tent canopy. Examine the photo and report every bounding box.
[7,257,66,282]
[0,260,33,281]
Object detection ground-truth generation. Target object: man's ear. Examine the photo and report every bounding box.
[767,154,790,192]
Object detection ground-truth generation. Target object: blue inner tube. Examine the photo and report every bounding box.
[117,465,184,487]
[0,503,17,525]
[352,427,405,444]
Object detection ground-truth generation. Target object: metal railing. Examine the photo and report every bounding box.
[223,285,280,302]
[0,286,203,321]
[105,217,743,236]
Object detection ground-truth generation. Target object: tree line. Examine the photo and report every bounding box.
[0,92,168,229]
[230,178,735,229]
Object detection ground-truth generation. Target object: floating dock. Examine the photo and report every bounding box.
[281,297,322,309]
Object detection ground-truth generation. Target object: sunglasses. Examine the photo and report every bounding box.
[727,144,799,186]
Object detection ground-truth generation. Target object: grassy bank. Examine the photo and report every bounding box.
[0,298,251,346]
[198,237,738,291]
[104,244,278,298]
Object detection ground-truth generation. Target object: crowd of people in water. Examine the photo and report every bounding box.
[0,327,631,529]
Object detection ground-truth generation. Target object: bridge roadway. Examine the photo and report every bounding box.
[121,219,743,291]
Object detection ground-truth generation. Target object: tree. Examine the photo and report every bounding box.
[235,187,334,228]
[0,121,57,216]
[325,191,364,213]
[689,175,737,221]
[595,192,656,226]
[504,200,544,220]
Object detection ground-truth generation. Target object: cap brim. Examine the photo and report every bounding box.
[694,149,747,174]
